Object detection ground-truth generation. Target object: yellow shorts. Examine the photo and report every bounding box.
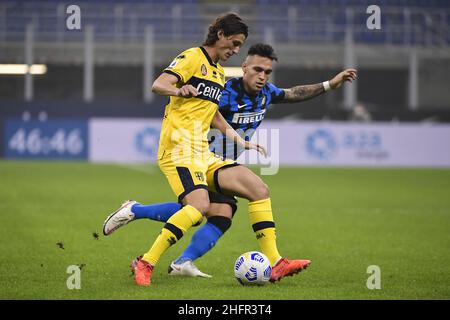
[158,151,238,202]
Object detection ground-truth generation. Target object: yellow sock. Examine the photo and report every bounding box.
[142,205,203,265]
[248,198,281,266]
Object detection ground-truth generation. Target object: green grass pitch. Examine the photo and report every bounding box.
[1,160,449,299]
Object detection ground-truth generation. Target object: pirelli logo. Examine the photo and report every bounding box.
[231,110,267,124]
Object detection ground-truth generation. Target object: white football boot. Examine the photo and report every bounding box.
[102,200,137,236]
[168,260,212,278]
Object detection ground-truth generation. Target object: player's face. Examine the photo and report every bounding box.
[215,32,246,61]
[242,55,273,94]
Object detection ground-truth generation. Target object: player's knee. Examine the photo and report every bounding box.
[194,200,210,216]
[184,191,210,215]
[185,201,210,216]
[208,202,234,219]
[254,182,270,200]
[207,215,232,234]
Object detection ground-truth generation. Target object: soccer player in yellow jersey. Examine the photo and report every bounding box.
[130,13,260,286]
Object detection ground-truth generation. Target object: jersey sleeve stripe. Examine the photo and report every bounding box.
[163,69,182,83]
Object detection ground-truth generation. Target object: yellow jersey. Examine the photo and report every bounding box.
[158,47,225,159]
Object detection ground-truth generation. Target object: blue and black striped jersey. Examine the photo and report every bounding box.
[209,77,285,160]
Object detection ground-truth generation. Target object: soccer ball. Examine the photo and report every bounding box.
[234,251,272,285]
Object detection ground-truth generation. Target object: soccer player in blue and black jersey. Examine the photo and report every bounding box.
[104,43,357,281]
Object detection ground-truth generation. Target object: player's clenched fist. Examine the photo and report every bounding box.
[177,85,198,98]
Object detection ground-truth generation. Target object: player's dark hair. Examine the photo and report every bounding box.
[203,13,248,46]
[247,43,278,61]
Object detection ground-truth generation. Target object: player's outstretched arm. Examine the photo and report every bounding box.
[211,110,267,157]
[282,83,325,103]
[281,68,357,103]
[151,72,198,98]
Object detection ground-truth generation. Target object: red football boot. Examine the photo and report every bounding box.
[270,257,311,282]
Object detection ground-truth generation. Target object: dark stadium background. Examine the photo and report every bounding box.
[1,0,450,126]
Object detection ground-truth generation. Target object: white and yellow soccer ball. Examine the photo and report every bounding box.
[234,251,272,285]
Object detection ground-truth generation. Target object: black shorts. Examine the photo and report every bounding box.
[208,191,238,216]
